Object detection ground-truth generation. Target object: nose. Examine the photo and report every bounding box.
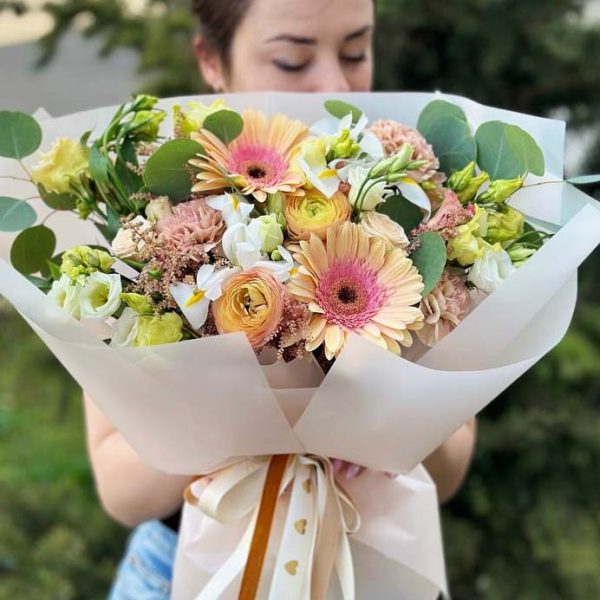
[309,56,352,93]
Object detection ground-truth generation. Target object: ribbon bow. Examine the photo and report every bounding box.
[184,454,361,600]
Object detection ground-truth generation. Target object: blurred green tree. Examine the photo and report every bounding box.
[0,0,599,598]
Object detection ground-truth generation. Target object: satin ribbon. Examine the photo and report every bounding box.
[184,455,361,600]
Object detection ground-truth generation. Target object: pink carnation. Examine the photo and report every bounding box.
[157,198,224,251]
[368,119,445,184]
[413,189,474,240]
[417,271,471,347]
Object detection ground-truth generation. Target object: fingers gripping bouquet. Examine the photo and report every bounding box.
[1,93,599,599]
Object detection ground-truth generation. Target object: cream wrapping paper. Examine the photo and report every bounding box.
[1,93,599,598]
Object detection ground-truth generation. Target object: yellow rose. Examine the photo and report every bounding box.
[134,312,183,346]
[447,205,489,267]
[486,206,524,243]
[32,138,89,194]
[284,190,351,241]
[212,268,285,349]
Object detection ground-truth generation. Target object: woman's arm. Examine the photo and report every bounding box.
[423,418,477,503]
[84,393,192,528]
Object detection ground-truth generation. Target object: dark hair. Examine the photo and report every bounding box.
[192,0,253,67]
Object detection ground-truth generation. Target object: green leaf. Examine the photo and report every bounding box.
[88,142,110,185]
[567,174,600,186]
[10,225,56,275]
[475,121,545,179]
[0,197,37,232]
[25,275,53,291]
[0,111,42,159]
[409,232,447,296]
[324,100,364,124]
[420,116,477,174]
[202,110,244,145]
[115,138,144,196]
[38,186,77,211]
[377,194,424,231]
[143,138,204,202]
[417,100,468,134]
[40,252,64,279]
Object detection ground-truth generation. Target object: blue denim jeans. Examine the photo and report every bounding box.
[108,521,177,600]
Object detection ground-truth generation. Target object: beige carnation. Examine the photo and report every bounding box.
[359,211,409,252]
[417,271,471,347]
[156,198,224,251]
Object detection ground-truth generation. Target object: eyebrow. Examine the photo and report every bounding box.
[265,25,373,46]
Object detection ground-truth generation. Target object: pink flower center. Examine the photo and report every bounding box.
[316,259,387,330]
[227,144,288,187]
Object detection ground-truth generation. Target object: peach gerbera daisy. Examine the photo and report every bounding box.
[287,222,425,359]
[190,109,308,203]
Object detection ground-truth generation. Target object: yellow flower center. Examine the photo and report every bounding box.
[185,289,206,307]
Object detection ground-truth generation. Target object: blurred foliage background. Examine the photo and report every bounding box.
[0,0,599,598]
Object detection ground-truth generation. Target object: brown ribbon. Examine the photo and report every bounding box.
[238,454,290,600]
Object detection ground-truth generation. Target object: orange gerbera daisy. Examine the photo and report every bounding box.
[287,222,425,359]
[190,109,308,203]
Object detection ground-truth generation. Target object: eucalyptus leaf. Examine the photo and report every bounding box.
[324,100,364,124]
[203,110,244,145]
[0,111,42,159]
[0,197,37,232]
[143,138,204,202]
[377,194,424,231]
[10,225,56,275]
[567,174,600,186]
[475,121,545,179]
[417,100,468,135]
[25,275,53,292]
[420,116,477,174]
[409,232,447,296]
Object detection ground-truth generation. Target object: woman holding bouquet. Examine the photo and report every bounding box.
[81,0,477,597]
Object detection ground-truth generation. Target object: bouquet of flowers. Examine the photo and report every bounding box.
[1,92,599,599]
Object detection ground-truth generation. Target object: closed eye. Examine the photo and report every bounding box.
[273,59,310,73]
[341,54,367,64]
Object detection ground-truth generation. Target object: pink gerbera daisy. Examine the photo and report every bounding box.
[190,109,308,203]
[287,222,425,359]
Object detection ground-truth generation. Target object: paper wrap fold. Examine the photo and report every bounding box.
[1,93,599,599]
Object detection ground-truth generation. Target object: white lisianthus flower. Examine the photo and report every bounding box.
[110,307,139,347]
[222,222,264,270]
[79,272,123,320]
[47,274,82,319]
[206,192,253,227]
[348,165,386,211]
[468,244,517,294]
[111,216,152,260]
[169,264,239,329]
[145,196,172,223]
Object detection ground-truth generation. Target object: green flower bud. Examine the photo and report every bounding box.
[369,156,397,179]
[447,205,490,266]
[121,293,154,315]
[506,243,537,267]
[126,110,165,143]
[271,249,283,261]
[457,172,490,203]
[390,143,415,173]
[329,129,361,160]
[448,161,476,192]
[486,206,525,243]
[132,95,159,111]
[249,214,284,254]
[478,176,524,204]
[61,246,115,282]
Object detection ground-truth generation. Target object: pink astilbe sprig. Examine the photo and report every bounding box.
[412,189,475,241]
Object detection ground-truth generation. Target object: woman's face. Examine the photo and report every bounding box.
[197,0,374,93]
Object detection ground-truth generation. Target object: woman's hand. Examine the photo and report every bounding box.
[84,393,192,528]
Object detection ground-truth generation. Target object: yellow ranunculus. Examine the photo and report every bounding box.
[284,189,351,241]
[61,246,115,282]
[486,206,524,243]
[134,312,183,346]
[31,138,89,195]
[447,205,490,266]
[212,269,285,349]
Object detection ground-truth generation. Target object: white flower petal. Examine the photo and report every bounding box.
[398,179,432,220]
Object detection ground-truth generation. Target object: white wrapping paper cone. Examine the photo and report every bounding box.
[1,93,599,599]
